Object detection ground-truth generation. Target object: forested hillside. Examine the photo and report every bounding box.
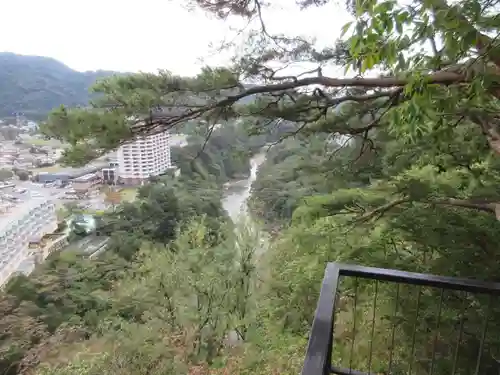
[0,53,116,119]
[248,129,500,374]
[0,122,259,375]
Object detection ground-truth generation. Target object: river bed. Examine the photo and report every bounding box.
[222,153,266,220]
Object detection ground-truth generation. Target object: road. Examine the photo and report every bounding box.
[16,181,110,211]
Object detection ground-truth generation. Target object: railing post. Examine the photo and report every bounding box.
[301,263,340,375]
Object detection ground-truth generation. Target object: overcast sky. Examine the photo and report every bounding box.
[0,0,350,76]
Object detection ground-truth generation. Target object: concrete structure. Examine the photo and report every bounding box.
[29,233,69,263]
[33,162,109,183]
[35,172,72,184]
[72,173,101,192]
[117,131,172,185]
[0,193,58,286]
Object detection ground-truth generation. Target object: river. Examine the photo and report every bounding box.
[222,153,266,221]
[221,153,267,345]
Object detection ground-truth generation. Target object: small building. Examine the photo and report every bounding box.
[72,173,101,192]
[35,172,72,184]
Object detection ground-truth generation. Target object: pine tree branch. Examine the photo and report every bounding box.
[136,72,461,135]
[355,197,500,223]
[429,198,498,215]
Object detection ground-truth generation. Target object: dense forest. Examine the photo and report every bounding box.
[249,131,500,374]
[3,0,500,373]
[0,53,116,119]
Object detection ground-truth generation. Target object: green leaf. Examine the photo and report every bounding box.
[350,35,361,53]
[395,18,403,34]
[398,53,406,70]
[341,21,353,37]
[461,30,478,50]
[365,54,375,70]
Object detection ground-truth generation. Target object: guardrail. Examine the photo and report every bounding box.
[301,263,500,375]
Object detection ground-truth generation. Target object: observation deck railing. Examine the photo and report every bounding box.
[301,263,500,375]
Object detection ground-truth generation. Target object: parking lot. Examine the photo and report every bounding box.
[7,180,110,212]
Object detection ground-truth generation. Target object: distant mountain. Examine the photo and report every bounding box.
[0,53,260,122]
[0,52,117,120]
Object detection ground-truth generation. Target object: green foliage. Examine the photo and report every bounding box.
[172,123,254,183]
[100,180,226,260]
[246,120,500,374]
[37,323,186,375]
[0,119,267,374]
[37,0,500,170]
[0,251,128,375]
[182,120,298,181]
[0,186,261,375]
[249,134,381,225]
[39,68,236,165]
[13,217,261,375]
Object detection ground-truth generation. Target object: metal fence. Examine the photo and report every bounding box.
[301,263,500,375]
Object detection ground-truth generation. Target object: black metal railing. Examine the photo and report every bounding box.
[301,263,500,375]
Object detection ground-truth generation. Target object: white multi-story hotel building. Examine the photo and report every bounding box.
[0,195,58,286]
[117,131,172,185]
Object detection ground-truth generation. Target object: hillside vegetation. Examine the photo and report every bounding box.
[0,122,259,375]
[0,52,116,119]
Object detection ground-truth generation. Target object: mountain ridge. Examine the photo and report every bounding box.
[0,52,118,120]
[0,52,259,122]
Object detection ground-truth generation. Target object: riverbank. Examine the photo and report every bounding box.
[222,152,266,220]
